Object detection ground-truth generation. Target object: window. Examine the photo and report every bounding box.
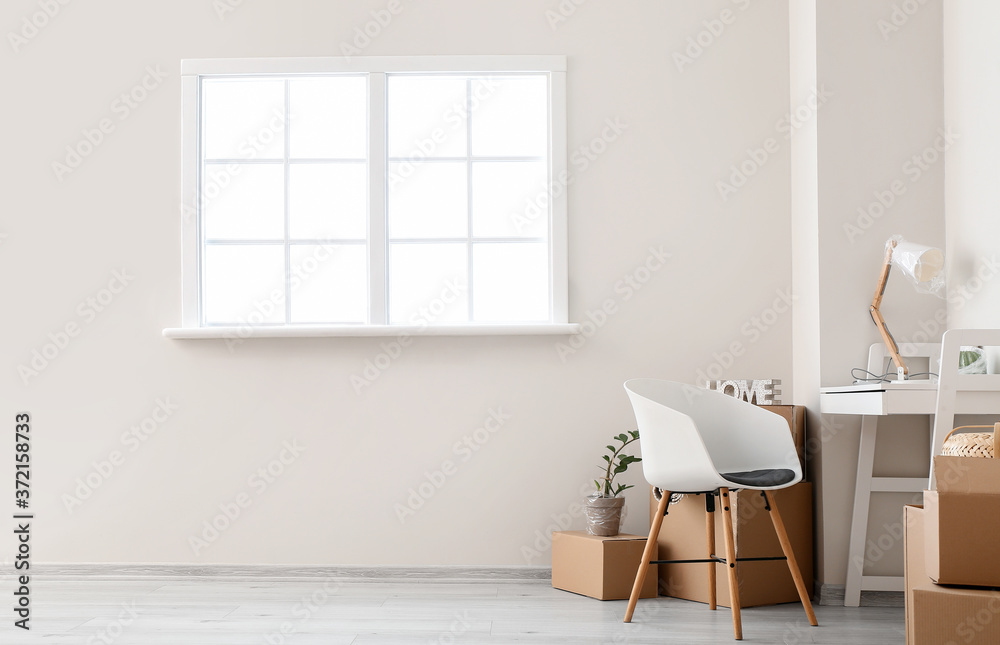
[169,56,572,337]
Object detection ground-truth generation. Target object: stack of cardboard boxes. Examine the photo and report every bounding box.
[905,455,1000,644]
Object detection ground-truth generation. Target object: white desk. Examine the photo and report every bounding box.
[821,382,937,607]
[819,342,942,608]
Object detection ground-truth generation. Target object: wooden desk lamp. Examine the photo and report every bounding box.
[869,238,945,381]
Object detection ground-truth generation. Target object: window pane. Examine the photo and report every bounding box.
[473,243,549,322]
[389,243,468,324]
[471,76,548,158]
[203,79,286,160]
[472,161,548,238]
[288,163,367,240]
[388,162,468,239]
[203,164,285,240]
[387,76,467,159]
[289,76,367,159]
[204,245,286,324]
[289,245,367,323]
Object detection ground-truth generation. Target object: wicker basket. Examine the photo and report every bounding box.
[941,423,1000,459]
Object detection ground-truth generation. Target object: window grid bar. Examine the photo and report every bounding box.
[205,239,367,245]
[465,78,475,323]
[387,237,546,245]
[387,156,544,163]
[283,80,292,324]
[204,158,367,165]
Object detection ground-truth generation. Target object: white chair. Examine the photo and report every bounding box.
[622,379,817,641]
[931,329,1000,487]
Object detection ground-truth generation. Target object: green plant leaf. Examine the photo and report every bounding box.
[617,433,628,443]
[606,445,616,452]
[614,465,627,474]
[618,484,634,493]
[630,430,640,439]
[602,455,611,463]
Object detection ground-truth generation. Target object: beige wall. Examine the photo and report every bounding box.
[944,0,1000,330]
[812,0,945,585]
[3,0,794,566]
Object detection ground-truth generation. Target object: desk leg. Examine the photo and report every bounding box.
[844,414,878,607]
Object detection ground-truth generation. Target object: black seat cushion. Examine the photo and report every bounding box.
[720,468,796,488]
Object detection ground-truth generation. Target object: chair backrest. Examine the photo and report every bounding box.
[625,379,802,493]
[931,329,1000,486]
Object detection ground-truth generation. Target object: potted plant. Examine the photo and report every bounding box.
[585,430,642,536]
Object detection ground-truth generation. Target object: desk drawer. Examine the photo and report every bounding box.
[819,391,885,415]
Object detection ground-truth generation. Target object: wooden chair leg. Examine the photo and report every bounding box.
[706,494,717,611]
[624,490,669,623]
[764,490,818,626]
[720,488,743,640]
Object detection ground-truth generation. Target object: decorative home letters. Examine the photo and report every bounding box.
[704,379,781,405]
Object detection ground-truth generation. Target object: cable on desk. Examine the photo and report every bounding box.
[850,367,939,383]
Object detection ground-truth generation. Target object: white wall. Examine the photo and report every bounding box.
[2,0,793,566]
[944,0,1000,329]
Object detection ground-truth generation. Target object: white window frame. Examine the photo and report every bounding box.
[164,55,577,339]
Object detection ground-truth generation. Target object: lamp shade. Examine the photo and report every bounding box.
[888,237,945,295]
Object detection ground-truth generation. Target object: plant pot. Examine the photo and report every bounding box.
[584,495,626,536]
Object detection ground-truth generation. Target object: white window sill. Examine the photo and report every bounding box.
[162,323,582,339]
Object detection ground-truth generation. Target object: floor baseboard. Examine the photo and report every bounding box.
[814,582,904,608]
[32,563,553,582]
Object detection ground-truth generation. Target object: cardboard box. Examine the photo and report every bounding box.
[551,531,658,600]
[905,505,1000,645]
[924,456,1000,587]
[651,483,813,607]
[760,405,806,474]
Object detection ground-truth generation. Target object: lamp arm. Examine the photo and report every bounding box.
[869,240,909,380]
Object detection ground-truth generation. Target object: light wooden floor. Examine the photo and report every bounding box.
[14,578,904,644]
